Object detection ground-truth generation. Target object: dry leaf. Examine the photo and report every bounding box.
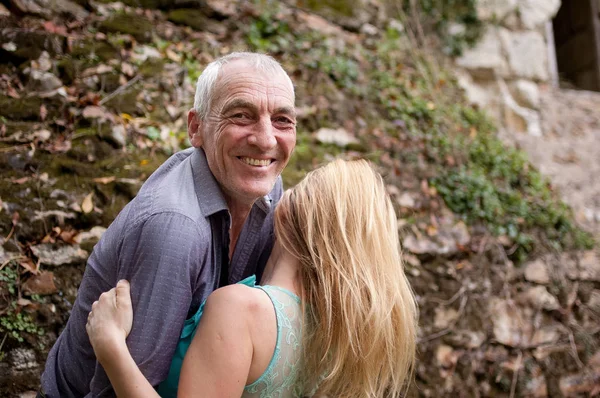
[7,85,20,98]
[121,62,135,77]
[40,104,47,121]
[12,176,30,184]
[19,258,39,275]
[17,298,33,307]
[41,234,55,243]
[43,21,68,36]
[166,49,181,63]
[93,176,116,184]
[59,229,78,244]
[81,193,94,214]
[22,271,57,295]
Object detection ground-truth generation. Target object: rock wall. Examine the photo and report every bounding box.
[454,0,561,137]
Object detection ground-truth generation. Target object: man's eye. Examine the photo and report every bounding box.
[274,117,293,125]
[232,113,246,119]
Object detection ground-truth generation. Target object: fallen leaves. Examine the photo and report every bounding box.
[39,104,47,121]
[81,193,94,214]
[22,271,57,295]
[93,176,117,184]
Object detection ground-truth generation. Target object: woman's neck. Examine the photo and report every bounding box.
[260,243,301,296]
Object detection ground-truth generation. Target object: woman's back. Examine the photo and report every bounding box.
[243,285,302,398]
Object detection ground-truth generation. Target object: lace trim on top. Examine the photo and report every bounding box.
[243,285,302,398]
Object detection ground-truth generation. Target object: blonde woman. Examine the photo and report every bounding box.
[86,159,418,397]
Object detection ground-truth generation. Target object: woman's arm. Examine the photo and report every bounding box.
[86,280,160,398]
[87,281,259,398]
[178,285,256,398]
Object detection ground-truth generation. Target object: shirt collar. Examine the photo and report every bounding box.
[190,148,275,217]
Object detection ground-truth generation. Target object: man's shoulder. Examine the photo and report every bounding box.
[131,148,208,223]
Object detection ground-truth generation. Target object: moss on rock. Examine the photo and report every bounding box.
[99,14,153,43]
[0,94,64,121]
[138,58,165,78]
[0,31,64,64]
[104,87,142,115]
[167,9,210,31]
[71,39,120,62]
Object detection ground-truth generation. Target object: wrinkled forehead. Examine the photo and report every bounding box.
[212,59,295,104]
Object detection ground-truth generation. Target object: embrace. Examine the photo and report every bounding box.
[41,52,418,398]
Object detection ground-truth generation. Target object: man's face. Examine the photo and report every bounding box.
[189,60,296,206]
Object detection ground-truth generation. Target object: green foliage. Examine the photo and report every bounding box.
[0,262,44,344]
[431,109,594,260]
[247,13,292,53]
[305,49,361,91]
[0,264,18,295]
[183,57,203,83]
[0,309,43,343]
[399,0,483,55]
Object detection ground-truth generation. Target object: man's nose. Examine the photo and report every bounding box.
[248,117,276,150]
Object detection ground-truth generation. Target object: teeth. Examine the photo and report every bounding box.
[241,157,271,166]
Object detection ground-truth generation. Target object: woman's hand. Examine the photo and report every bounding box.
[86,280,133,364]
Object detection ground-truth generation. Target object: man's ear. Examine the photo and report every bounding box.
[188,109,203,148]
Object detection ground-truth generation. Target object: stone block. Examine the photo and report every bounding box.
[500,30,549,81]
[519,0,561,29]
[456,27,509,79]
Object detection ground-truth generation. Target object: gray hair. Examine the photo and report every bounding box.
[193,52,294,119]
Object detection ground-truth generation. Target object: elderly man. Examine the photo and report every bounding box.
[40,52,297,397]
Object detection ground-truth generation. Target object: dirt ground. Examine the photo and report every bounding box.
[503,87,600,240]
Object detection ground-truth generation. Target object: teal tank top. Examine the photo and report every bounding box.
[157,275,303,397]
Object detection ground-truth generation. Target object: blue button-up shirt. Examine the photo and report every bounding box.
[41,148,281,397]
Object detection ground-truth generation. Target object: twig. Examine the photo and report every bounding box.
[4,225,15,242]
[0,256,26,272]
[0,333,7,353]
[509,351,523,398]
[429,286,466,305]
[99,74,142,106]
[568,329,584,369]
[419,328,451,343]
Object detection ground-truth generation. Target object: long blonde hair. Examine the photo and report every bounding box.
[274,159,418,397]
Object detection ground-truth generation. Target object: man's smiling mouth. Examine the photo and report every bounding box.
[239,157,273,167]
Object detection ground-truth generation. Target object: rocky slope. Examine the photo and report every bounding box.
[0,0,599,397]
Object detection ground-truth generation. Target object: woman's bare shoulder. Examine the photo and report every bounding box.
[205,284,274,319]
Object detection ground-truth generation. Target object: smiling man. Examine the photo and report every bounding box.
[40,53,297,397]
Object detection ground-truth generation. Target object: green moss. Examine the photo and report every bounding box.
[71,39,119,62]
[99,72,123,93]
[52,157,99,177]
[298,0,354,17]
[2,121,42,139]
[103,87,142,115]
[138,58,165,78]
[57,58,77,85]
[99,14,153,43]
[167,9,209,31]
[0,94,64,121]
[282,131,344,187]
[0,31,64,63]
[95,0,162,7]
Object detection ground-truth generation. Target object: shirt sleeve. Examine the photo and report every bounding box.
[89,211,209,396]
